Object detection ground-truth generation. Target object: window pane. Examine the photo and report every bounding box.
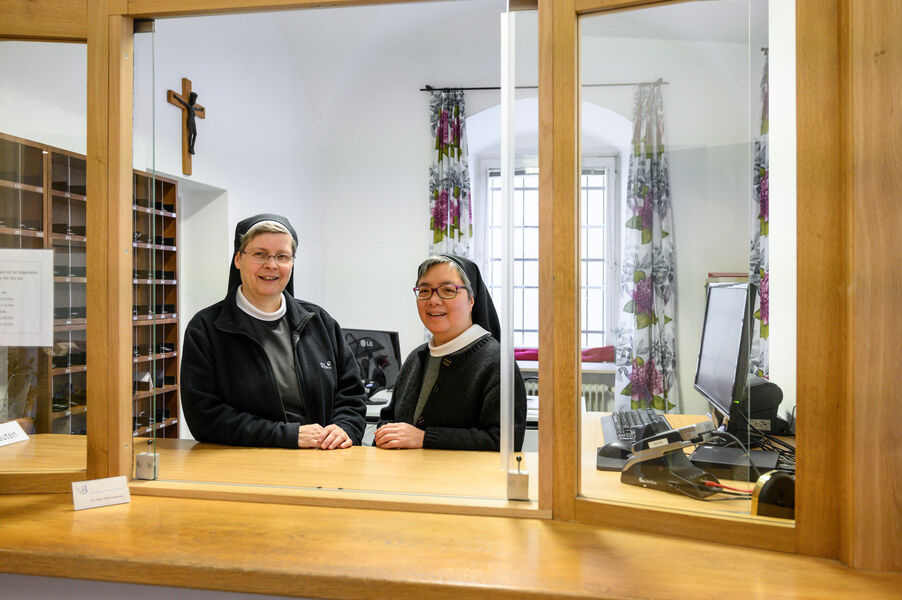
[587,288,605,330]
[523,288,538,331]
[585,333,606,349]
[514,260,524,287]
[490,260,502,287]
[580,288,588,330]
[586,260,606,287]
[523,189,538,226]
[523,173,538,189]
[585,227,605,259]
[585,188,606,226]
[514,227,523,256]
[491,227,502,258]
[523,227,538,258]
[514,287,524,329]
[514,188,524,226]
[524,260,538,287]
[491,188,502,225]
[522,331,538,348]
[585,173,607,188]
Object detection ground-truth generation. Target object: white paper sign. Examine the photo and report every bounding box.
[71,476,131,511]
[0,249,54,347]
[0,420,28,447]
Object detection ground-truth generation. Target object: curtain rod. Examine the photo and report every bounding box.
[420,80,669,92]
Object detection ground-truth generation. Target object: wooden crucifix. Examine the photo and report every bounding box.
[167,78,205,176]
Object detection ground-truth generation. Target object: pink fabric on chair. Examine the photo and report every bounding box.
[581,346,615,363]
[514,348,539,361]
[514,346,614,363]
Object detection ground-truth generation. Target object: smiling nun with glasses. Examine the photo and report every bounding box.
[374,255,526,451]
[180,214,366,449]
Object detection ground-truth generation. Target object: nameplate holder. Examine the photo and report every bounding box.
[0,421,28,447]
[71,476,131,511]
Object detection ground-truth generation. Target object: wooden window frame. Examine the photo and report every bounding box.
[2,0,899,572]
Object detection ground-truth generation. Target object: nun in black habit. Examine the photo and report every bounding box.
[375,254,526,451]
[180,213,366,449]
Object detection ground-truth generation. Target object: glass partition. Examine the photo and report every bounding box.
[0,41,88,476]
[578,0,795,521]
[130,0,540,508]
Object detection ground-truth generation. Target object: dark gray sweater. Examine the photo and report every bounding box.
[379,336,526,451]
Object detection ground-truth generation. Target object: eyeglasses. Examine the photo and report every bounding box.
[242,250,294,266]
[413,284,466,300]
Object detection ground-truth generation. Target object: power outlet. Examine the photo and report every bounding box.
[507,470,529,501]
[135,452,158,480]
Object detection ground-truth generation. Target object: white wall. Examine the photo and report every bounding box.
[0,42,87,153]
[133,13,330,310]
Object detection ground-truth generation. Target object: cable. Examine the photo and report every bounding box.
[732,409,797,458]
[669,483,752,502]
[712,430,763,480]
[663,465,753,501]
[704,481,753,494]
[787,404,797,432]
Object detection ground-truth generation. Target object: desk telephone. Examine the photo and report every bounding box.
[598,419,723,499]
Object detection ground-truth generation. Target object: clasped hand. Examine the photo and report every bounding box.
[373,422,425,449]
[298,423,352,449]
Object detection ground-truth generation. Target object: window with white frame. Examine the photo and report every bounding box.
[484,158,619,349]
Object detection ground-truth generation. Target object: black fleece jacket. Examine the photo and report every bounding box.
[180,290,367,448]
[378,335,527,451]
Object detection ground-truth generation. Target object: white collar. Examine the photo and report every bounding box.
[428,324,490,357]
[236,286,286,321]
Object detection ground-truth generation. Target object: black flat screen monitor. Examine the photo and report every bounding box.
[693,282,756,434]
[343,328,403,397]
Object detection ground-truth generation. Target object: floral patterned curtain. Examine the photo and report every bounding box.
[750,50,770,378]
[614,82,678,411]
[428,90,473,256]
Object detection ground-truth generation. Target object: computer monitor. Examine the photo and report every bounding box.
[342,328,403,397]
[693,282,756,439]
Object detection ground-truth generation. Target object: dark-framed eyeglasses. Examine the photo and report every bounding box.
[242,250,294,266]
[413,284,465,300]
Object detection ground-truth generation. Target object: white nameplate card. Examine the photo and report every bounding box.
[71,476,131,511]
[0,421,29,447]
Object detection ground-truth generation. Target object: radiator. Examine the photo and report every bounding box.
[522,380,612,412]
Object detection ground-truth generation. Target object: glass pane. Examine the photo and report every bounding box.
[523,227,538,259]
[523,189,539,226]
[127,2,539,506]
[524,260,538,287]
[584,227,605,259]
[0,41,88,478]
[585,188,606,226]
[579,0,793,522]
[586,260,605,288]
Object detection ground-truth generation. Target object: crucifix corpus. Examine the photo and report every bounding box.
[167,77,206,176]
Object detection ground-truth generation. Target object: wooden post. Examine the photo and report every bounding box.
[86,0,134,479]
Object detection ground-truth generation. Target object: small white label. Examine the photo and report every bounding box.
[71,476,131,511]
[0,421,29,447]
[648,438,668,449]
